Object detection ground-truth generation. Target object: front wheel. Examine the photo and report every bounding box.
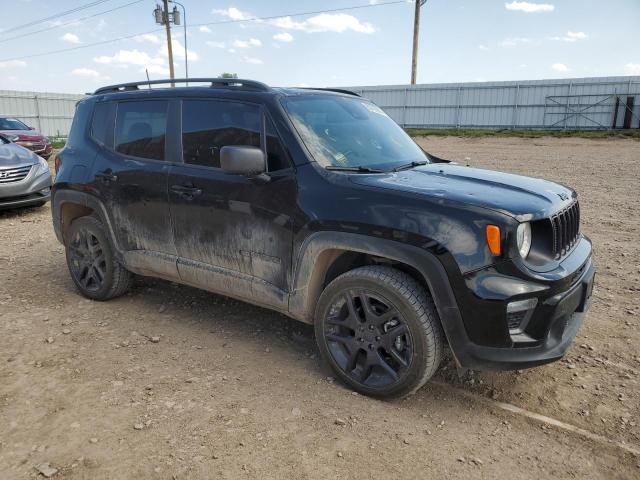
[315,266,444,399]
[65,216,132,300]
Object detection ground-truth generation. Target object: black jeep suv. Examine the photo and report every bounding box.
[52,78,595,398]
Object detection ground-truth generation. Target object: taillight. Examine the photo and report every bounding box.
[54,154,62,174]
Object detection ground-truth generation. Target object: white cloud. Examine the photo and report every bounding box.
[552,31,587,42]
[0,60,27,68]
[71,68,109,80]
[145,64,170,76]
[61,32,80,44]
[505,1,554,13]
[135,33,162,44]
[271,13,375,34]
[71,68,100,78]
[242,56,263,65]
[500,37,533,47]
[212,7,253,21]
[94,49,165,67]
[478,44,489,51]
[157,39,199,61]
[206,41,226,49]
[551,63,570,72]
[625,63,640,75]
[199,26,212,33]
[232,38,262,48]
[274,32,294,42]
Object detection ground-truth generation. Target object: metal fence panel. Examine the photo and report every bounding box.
[0,90,84,137]
[348,76,640,130]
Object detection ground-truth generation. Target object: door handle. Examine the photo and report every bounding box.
[96,171,118,183]
[171,184,202,199]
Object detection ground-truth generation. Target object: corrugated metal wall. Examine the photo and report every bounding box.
[0,90,84,137]
[347,76,640,129]
[1,77,639,136]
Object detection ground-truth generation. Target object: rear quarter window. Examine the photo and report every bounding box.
[90,102,112,146]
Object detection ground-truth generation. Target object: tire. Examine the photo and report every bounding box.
[315,265,444,399]
[65,215,132,300]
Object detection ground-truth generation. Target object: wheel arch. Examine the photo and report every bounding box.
[288,232,461,331]
[52,190,122,254]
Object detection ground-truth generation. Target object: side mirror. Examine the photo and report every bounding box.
[220,145,266,176]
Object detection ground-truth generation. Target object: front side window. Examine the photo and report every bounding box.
[283,95,427,171]
[115,100,168,160]
[182,99,260,168]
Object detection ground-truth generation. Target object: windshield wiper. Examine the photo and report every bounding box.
[325,165,384,173]
[392,160,429,172]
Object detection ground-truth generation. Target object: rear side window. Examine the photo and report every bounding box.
[115,100,168,160]
[182,99,260,168]
[90,102,111,146]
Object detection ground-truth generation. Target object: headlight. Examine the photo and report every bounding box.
[516,222,532,258]
[36,156,49,174]
[7,134,20,142]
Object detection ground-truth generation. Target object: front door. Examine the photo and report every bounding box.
[168,98,296,309]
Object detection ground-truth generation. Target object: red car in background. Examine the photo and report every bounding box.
[0,116,53,158]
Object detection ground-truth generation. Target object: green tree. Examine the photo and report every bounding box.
[219,73,238,78]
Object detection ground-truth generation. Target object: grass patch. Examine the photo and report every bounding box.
[406,128,640,140]
[50,138,66,149]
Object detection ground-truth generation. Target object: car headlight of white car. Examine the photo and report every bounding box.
[35,156,50,175]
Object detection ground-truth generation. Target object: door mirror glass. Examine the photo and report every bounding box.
[220,146,266,175]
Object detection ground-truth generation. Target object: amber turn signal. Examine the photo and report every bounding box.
[486,225,502,256]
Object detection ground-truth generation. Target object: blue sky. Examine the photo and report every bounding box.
[0,0,638,93]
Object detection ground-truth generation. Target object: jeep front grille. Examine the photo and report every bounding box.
[0,165,32,184]
[550,200,580,259]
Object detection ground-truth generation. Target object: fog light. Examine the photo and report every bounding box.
[506,298,537,338]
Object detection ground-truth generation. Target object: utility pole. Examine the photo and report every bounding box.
[169,1,188,81]
[154,1,175,84]
[163,0,175,84]
[411,0,427,85]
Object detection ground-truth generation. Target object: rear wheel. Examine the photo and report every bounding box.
[315,266,443,399]
[65,216,132,300]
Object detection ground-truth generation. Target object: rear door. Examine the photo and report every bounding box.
[168,98,296,308]
[90,98,178,278]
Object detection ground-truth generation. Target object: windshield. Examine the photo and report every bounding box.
[0,117,30,130]
[283,95,427,171]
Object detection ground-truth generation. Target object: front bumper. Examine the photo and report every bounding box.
[451,260,595,370]
[441,235,595,371]
[16,141,53,158]
[0,169,52,210]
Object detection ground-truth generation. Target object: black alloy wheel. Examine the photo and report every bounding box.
[324,289,413,388]
[315,266,443,398]
[68,229,107,292]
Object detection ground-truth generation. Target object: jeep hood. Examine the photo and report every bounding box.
[349,163,576,220]
[0,141,39,168]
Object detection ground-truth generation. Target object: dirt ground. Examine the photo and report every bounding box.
[1,136,639,479]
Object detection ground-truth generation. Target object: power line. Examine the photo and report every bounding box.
[0,0,145,45]
[190,0,407,29]
[1,0,114,35]
[0,0,407,63]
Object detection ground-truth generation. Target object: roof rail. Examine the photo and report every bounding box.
[93,78,271,95]
[300,87,361,97]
